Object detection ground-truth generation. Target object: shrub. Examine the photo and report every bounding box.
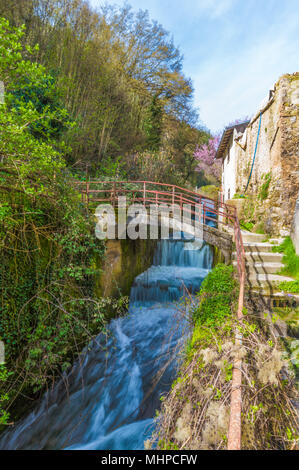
[192,264,236,326]
[278,280,299,294]
[273,237,299,279]
[258,172,271,201]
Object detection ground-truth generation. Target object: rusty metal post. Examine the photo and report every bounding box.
[227,357,242,450]
[228,221,245,450]
[113,181,116,208]
[228,271,245,450]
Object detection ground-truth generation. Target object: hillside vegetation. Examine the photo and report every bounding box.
[0,1,210,428]
[0,0,210,185]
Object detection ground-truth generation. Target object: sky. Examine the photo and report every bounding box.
[90,0,299,133]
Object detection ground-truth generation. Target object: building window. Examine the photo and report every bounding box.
[227,148,230,164]
[228,188,231,200]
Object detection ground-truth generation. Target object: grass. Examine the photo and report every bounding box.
[278,280,299,294]
[239,221,254,232]
[198,185,219,200]
[149,264,299,450]
[272,236,299,282]
[274,306,299,331]
[258,172,271,201]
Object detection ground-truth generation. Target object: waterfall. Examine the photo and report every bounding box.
[0,238,213,450]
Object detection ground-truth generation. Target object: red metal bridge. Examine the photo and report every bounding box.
[75,179,246,450]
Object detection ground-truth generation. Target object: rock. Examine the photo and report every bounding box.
[291,191,299,255]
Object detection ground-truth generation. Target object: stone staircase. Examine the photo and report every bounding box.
[231,231,298,306]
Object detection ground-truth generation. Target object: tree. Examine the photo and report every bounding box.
[144,95,163,151]
[194,135,221,182]
[0,18,105,425]
[0,1,208,185]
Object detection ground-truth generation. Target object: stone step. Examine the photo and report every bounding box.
[247,273,294,287]
[241,232,266,243]
[250,289,299,306]
[247,262,284,274]
[233,261,284,274]
[233,252,283,263]
[243,242,276,253]
[269,238,284,245]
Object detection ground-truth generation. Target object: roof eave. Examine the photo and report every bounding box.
[215,121,250,160]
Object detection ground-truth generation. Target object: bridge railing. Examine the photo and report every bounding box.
[74,179,246,450]
[74,179,237,227]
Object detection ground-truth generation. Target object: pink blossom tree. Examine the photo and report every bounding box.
[194,134,221,181]
[194,116,250,183]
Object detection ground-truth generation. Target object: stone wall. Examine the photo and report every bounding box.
[95,238,157,298]
[234,73,299,236]
[96,224,233,299]
[291,192,299,255]
[203,224,232,264]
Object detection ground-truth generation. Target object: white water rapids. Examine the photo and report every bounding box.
[0,237,213,450]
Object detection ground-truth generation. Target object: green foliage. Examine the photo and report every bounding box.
[240,221,254,232]
[0,17,107,425]
[278,280,299,293]
[144,95,163,151]
[198,185,219,200]
[0,4,211,428]
[273,236,299,279]
[239,194,256,231]
[258,172,271,201]
[0,2,209,186]
[157,439,179,450]
[192,264,236,327]
[254,221,265,234]
[183,264,236,362]
[0,365,12,425]
[8,75,72,142]
[96,296,130,319]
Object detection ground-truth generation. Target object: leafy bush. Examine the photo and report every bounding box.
[258,172,271,201]
[198,185,219,200]
[0,18,107,426]
[192,264,236,327]
[278,280,299,294]
[273,237,299,279]
[240,221,254,232]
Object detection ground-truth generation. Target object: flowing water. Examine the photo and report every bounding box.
[0,237,213,450]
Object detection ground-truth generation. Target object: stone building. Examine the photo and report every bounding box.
[216,72,299,241]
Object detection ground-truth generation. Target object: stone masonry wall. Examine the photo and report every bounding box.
[234,73,299,235]
[291,192,299,255]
